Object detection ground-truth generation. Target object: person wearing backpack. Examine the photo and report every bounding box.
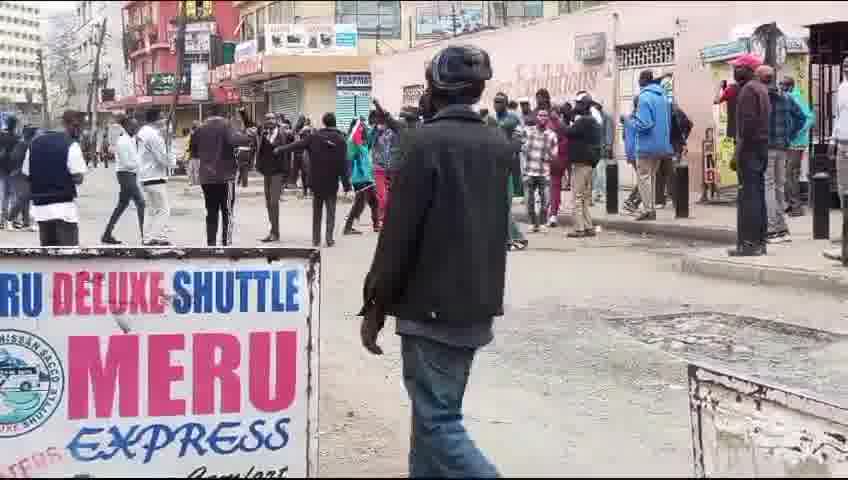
[0,115,20,229]
[275,112,351,247]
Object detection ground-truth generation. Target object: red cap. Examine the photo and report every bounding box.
[728,53,764,69]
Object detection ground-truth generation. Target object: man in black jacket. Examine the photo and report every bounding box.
[275,112,350,247]
[256,113,290,242]
[565,93,603,238]
[359,45,506,478]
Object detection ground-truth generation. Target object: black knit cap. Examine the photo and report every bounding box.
[428,45,493,93]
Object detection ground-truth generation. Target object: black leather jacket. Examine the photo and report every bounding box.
[361,105,513,323]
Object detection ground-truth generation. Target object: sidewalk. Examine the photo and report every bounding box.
[514,190,848,295]
[514,190,844,244]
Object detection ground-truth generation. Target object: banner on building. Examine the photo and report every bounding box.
[147,73,177,96]
[168,22,217,55]
[415,5,483,38]
[0,248,320,478]
[191,63,209,101]
[265,24,358,56]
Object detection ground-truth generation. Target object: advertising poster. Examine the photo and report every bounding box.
[415,6,482,38]
[266,24,357,56]
[711,62,739,188]
[191,64,209,102]
[0,248,320,478]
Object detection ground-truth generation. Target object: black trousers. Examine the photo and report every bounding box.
[263,174,284,237]
[312,193,337,246]
[737,142,768,248]
[202,181,236,246]
[39,220,79,246]
[8,174,30,226]
[345,184,379,231]
[290,154,310,196]
[104,171,145,238]
[655,155,675,205]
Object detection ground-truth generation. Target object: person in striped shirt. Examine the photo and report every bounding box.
[522,109,558,233]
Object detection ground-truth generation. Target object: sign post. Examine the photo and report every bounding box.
[0,248,320,478]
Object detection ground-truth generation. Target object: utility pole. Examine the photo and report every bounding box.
[168,5,187,154]
[86,18,108,134]
[36,49,49,128]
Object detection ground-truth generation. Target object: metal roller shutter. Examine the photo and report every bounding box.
[335,94,357,133]
[267,77,304,119]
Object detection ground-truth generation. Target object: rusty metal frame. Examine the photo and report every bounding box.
[689,362,848,478]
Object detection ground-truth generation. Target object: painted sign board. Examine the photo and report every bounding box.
[265,24,358,56]
[689,363,848,477]
[0,248,320,478]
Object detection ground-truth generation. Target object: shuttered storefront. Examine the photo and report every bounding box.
[266,76,304,120]
[336,73,371,132]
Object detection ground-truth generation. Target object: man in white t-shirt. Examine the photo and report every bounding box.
[23,110,87,246]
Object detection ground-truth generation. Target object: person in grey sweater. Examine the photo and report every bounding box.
[102,117,145,244]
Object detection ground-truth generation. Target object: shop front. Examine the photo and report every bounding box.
[335,73,372,130]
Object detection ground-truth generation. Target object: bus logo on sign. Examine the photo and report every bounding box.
[0,330,64,439]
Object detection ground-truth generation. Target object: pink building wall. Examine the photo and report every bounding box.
[371,1,845,189]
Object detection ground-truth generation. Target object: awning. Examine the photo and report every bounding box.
[100,87,240,110]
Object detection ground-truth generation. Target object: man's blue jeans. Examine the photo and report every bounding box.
[401,335,500,478]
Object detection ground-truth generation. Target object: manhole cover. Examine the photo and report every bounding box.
[606,311,848,394]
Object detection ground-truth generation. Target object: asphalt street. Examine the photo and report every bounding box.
[6,168,848,477]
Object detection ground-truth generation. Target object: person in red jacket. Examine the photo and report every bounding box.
[547,103,571,227]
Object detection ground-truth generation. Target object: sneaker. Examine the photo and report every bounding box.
[728,245,767,257]
[531,225,541,234]
[766,232,792,244]
[260,234,279,243]
[343,228,363,236]
[656,203,667,210]
[26,224,37,232]
[326,239,336,248]
[548,215,558,228]
[623,202,638,214]
[567,230,588,238]
[635,211,657,221]
[101,235,122,245]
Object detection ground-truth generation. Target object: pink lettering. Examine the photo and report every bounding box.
[149,272,165,314]
[91,272,107,315]
[192,333,241,415]
[74,272,91,315]
[249,331,297,412]
[129,272,148,314]
[148,334,186,417]
[68,335,140,420]
[52,273,72,315]
[108,272,128,315]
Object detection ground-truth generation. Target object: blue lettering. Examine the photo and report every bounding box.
[271,271,286,313]
[193,271,214,313]
[66,418,291,464]
[286,269,300,313]
[172,271,192,314]
[214,271,235,314]
[207,421,242,455]
[67,427,106,462]
[21,273,42,317]
[176,422,208,458]
[0,273,19,317]
[236,271,253,313]
[254,270,269,313]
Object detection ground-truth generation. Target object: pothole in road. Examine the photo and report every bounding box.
[606,311,848,396]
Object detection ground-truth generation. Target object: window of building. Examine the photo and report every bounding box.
[256,6,266,51]
[241,12,256,42]
[558,1,608,14]
[183,0,213,19]
[491,1,544,26]
[336,1,401,39]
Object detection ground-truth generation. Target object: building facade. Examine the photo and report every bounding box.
[0,1,43,124]
[107,0,241,134]
[228,1,600,128]
[370,1,837,193]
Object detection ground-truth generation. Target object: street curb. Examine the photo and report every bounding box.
[513,211,737,244]
[677,252,848,296]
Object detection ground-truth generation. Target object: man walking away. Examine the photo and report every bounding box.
[194,105,253,246]
[344,117,380,235]
[781,76,814,217]
[565,93,603,238]
[729,54,770,257]
[523,109,557,233]
[102,117,145,244]
[8,126,36,231]
[0,115,20,229]
[760,66,804,245]
[275,112,350,247]
[256,113,289,243]
[137,109,176,246]
[629,70,673,221]
[23,110,87,246]
[359,45,505,478]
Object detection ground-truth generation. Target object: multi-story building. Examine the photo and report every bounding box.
[108,0,241,133]
[228,1,599,129]
[0,1,43,124]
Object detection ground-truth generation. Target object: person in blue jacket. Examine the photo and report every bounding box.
[622,96,641,213]
[628,69,673,221]
[781,76,814,217]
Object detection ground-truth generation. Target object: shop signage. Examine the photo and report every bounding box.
[191,63,209,101]
[337,90,371,97]
[233,55,263,78]
[168,22,216,55]
[265,24,358,56]
[235,40,258,62]
[415,6,483,39]
[402,84,425,107]
[785,36,808,54]
[701,40,749,63]
[209,64,233,84]
[147,73,177,96]
[336,74,371,89]
[575,33,606,63]
[0,248,320,478]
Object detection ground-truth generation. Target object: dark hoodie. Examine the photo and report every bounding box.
[193,116,251,184]
[275,127,350,196]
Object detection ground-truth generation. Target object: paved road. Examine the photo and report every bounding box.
[6,168,848,476]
